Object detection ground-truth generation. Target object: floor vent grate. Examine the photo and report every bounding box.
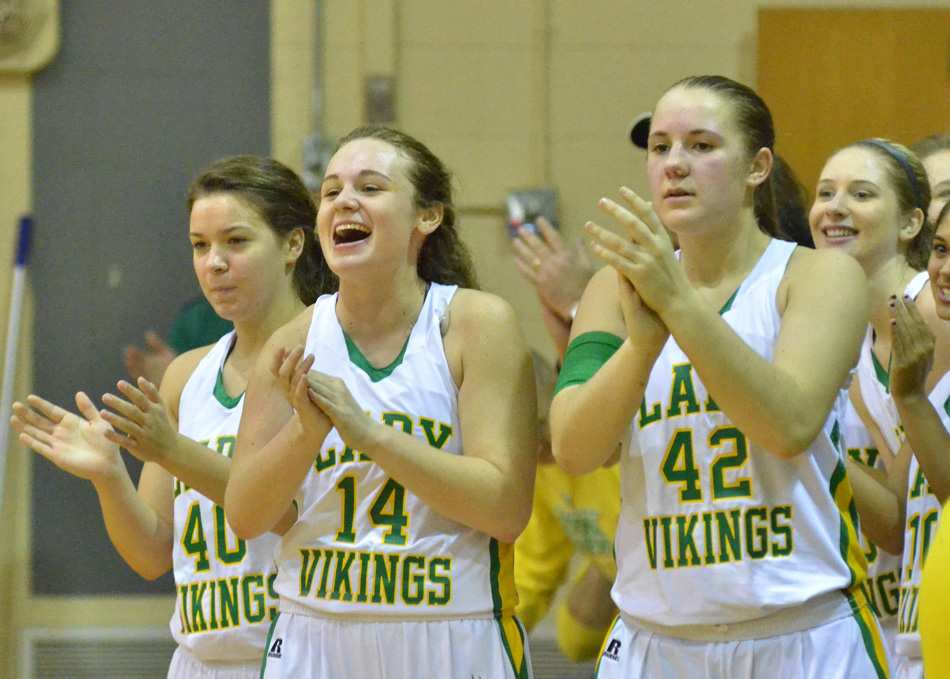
[21,628,176,679]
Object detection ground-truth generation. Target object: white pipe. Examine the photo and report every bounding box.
[0,216,32,517]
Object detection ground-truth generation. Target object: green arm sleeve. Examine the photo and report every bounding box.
[554,331,623,394]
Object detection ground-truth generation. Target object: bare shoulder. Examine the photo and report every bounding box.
[779,246,867,312]
[443,289,527,386]
[447,288,518,334]
[785,245,864,281]
[160,344,216,415]
[267,305,315,350]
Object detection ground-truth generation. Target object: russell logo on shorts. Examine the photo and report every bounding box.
[602,639,622,662]
[267,639,283,660]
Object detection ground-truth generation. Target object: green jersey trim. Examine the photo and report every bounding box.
[213,368,243,409]
[259,612,280,679]
[846,591,890,679]
[489,537,503,617]
[871,350,890,393]
[829,459,861,587]
[718,287,740,314]
[343,331,410,383]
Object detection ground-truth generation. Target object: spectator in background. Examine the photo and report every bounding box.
[511,218,619,663]
[124,296,233,386]
[512,217,597,360]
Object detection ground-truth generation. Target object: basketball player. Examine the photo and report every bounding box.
[844,198,950,679]
[224,127,537,678]
[809,138,940,661]
[549,76,888,678]
[12,156,330,679]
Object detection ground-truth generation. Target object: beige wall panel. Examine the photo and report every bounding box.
[549,47,657,140]
[0,77,32,314]
[271,0,315,171]
[0,74,31,679]
[27,595,174,627]
[397,46,536,140]
[271,57,314,170]
[456,213,550,355]
[550,138,647,239]
[418,135,536,208]
[272,0,316,48]
[551,0,755,46]
[364,1,397,74]
[400,0,539,44]
[323,47,366,137]
[550,44,750,142]
[324,0,362,45]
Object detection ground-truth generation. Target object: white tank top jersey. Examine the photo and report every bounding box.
[856,271,930,457]
[173,331,281,663]
[895,371,949,660]
[840,396,901,651]
[273,283,519,621]
[614,239,867,627]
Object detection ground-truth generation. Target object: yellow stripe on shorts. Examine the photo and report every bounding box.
[830,459,870,586]
[490,539,519,617]
[847,588,891,679]
[496,616,529,679]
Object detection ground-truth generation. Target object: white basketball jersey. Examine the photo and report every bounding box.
[173,332,281,662]
[895,371,950,660]
[856,271,930,456]
[841,396,901,653]
[613,239,867,626]
[273,283,519,620]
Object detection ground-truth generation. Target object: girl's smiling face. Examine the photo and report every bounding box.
[928,213,950,320]
[810,146,912,275]
[317,137,436,279]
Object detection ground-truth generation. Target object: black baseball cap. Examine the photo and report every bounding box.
[629,112,651,149]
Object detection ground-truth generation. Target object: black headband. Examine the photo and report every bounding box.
[863,139,925,213]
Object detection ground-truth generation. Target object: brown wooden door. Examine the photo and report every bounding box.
[758,8,950,194]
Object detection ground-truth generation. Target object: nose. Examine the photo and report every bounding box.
[664,144,688,178]
[208,244,228,272]
[824,191,847,217]
[335,184,360,211]
[939,255,950,281]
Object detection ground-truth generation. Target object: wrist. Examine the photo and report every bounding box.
[355,420,389,460]
[288,413,328,453]
[892,389,931,409]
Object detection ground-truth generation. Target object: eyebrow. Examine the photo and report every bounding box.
[649,128,720,139]
[321,169,391,183]
[815,178,881,189]
[189,225,253,238]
